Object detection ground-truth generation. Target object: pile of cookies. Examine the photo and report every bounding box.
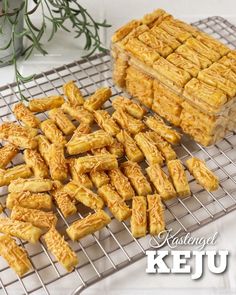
[111,8,236,146]
[0,82,218,277]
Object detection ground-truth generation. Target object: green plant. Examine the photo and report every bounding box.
[0,0,110,100]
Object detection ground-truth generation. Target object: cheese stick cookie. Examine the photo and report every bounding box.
[0,217,42,243]
[146,164,176,200]
[13,102,40,128]
[98,184,131,221]
[24,149,49,178]
[146,132,176,161]
[113,109,145,135]
[90,148,110,188]
[167,159,190,197]
[52,185,77,218]
[44,227,78,272]
[63,181,104,210]
[48,143,67,181]
[74,154,118,174]
[66,210,111,241]
[0,165,32,187]
[84,87,112,112]
[0,144,18,169]
[61,103,94,125]
[134,132,164,165]
[93,110,120,136]
[48,108,76,135]
[6,191,52,210]
[68,158,93,189]
[131,196,147,238]
[37,135,51,164]
[116,130,144,162]
[186,157,219,191]
[11,206,57,229]
[72,122,91,138]
[121,161,152,195]
[108,168,135,200]
[9,178,53,193]
[0,235,32,277]
[0,122,38,149]
[29,96,64,112]
[145,116,181,144]
[147,194,165,236]
[107,139,124,158]
[63,80,84,106]
[66,130,114,155]
[112,96,146,119]
[40,119,66,146]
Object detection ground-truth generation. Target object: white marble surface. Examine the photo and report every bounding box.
[1,1,236,294]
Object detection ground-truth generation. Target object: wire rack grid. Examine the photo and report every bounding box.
[0,16,236,295]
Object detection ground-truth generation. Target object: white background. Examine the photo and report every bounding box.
[1,1,236,294]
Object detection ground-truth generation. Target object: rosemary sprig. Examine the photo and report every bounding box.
[0,0,110,100]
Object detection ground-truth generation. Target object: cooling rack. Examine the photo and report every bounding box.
[1,16,236,295]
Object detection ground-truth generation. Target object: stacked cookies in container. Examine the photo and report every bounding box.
[111,8,236,146]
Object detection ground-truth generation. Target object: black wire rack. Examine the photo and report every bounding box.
[0,16,236,295]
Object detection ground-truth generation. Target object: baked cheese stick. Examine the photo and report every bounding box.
[150,26,181,50]
[63,181,104,210]
[71,122,91,141]
[146,132,177,161]
[0,122,38,149]
[51,184,77,218]
[98,184,131,221]
[90,169,110,188]
[107,139,124,158]
[146,164,177,200]
[121,161,152,196]
[44,227,78,272]
[90,148,110,188]
[0,217,42,243]
[48,143,67,181]
[131,196,147,238]
[29,96,64,112]
[84,87,112,112]
[185,37,220,62]
[68,158,93,189]
[74,154,118,174]
[66,130,114,155]
[6,191,52,210]
[134,132,164,165]
[112,19,141,43]
[167,159,190,197]
[11,206,57,229]
[186,157,219,191]
[63,80,84,106]
[13,102,40,128]
[61,103,94,125]
[0,144,18,169]
[93,110,120,136]
[112,109,145,135]
[112,96,146,119]
[0,235,32,277]
[116,130,144,162]
[108,168,135,200]
[145,116,181,144]
[37,135,51,164]
[24,149,49,178]
[66,210,111,241]
[147,194,165,236]
[8,178,53,193]
[48,108,76,135]
[40,119,66,146]
[0,165,32,187]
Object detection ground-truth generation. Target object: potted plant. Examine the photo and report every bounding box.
[0,0,110,99]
